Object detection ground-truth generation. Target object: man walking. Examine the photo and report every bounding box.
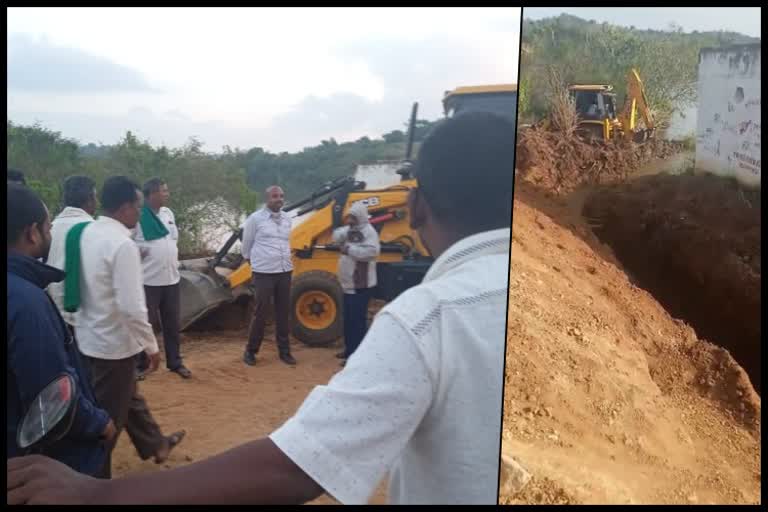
[47,176,98,331]
[67,176,185,478]
[133,178,191,379]
[332,201,380,366]
[8,112,514,505]
[241,185,296,366]
[7,184,116,477]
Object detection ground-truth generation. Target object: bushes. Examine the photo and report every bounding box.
[7,115,434,256]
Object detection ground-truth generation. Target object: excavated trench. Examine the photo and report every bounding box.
[583,173,761,394]
[517,127,760,393]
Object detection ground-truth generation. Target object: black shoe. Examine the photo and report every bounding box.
[280,353,297,366]
[243,352,257,366]
[172,365,192,379]
[335,351,347,359]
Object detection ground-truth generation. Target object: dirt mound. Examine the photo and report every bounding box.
[584,174,761,394]
[500,185,761,504]
[515,126,682,194]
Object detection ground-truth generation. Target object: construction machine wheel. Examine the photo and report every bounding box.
[291,271,344,347]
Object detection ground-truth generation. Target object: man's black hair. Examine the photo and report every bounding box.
[101,176,141,213]
[143,177,166,199]
[63,175,97,209]
[7,168,26,186]
[7,183,47,245]
[414,111,515,234]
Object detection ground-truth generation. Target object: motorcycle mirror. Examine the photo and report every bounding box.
[17,374,79,451]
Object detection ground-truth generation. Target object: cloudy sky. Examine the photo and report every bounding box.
[7,7,520,153]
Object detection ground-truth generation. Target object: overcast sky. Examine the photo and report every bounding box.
[7,7,520,153]
[524,7,761,38]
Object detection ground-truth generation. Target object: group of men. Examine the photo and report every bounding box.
[8,111,515,505]
[8,174,187,480]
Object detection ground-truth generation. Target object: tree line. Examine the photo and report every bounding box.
[7,118,436,255]
[518,13,759,129]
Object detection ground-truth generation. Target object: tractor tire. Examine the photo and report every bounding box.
[290,270,344,348]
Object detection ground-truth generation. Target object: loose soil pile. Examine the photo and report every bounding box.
[516,126,682,194]
[501,182,761,504]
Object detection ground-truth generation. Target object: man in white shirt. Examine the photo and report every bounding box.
[133,178,191,379]
[74,176,186,478]
[241,185,296,366]
[8,112,514,505]
[47,176,98,330]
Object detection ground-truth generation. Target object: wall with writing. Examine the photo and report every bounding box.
[695,44,761,188]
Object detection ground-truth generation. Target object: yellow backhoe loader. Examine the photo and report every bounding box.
[442,83,518,123]
[179,85,518,347]
[179,104,431,347]
[567,68,655,142]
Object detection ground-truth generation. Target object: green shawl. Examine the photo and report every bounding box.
[63,221,92,313]
[139,206,169,241]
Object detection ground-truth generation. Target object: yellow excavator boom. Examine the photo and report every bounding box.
[619,68,655,139]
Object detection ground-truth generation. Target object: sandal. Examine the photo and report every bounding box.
[172,366,192,379]
[154,430,186,464]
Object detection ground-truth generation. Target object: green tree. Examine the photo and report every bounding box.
[518,13,758,128]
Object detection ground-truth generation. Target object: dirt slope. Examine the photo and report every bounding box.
[500,183,761,505]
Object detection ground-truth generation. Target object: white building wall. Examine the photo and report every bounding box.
[695,44,761,188]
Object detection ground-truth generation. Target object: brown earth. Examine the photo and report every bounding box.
[584,174,761,394]
[516,126,682,194]
[111,325,388,505]
[501,161,761,502]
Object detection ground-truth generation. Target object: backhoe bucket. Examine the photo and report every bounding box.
[178,268,236,331]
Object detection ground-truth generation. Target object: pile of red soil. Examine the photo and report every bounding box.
[516,126,682,194]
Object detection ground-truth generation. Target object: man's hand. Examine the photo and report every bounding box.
[7,455,103,505]
[340,244,350,255]
[101,419,117,443]
[145,351,161,373]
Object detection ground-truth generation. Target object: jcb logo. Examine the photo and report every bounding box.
[355,197,381,208]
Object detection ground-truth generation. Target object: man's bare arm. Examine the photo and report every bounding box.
[8,439,324,505]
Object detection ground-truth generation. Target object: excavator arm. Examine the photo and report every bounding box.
[620,69,655,140]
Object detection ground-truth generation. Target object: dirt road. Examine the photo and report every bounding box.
[111,327,387,505]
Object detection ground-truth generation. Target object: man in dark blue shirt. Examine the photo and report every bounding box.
[7,183,116,476]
